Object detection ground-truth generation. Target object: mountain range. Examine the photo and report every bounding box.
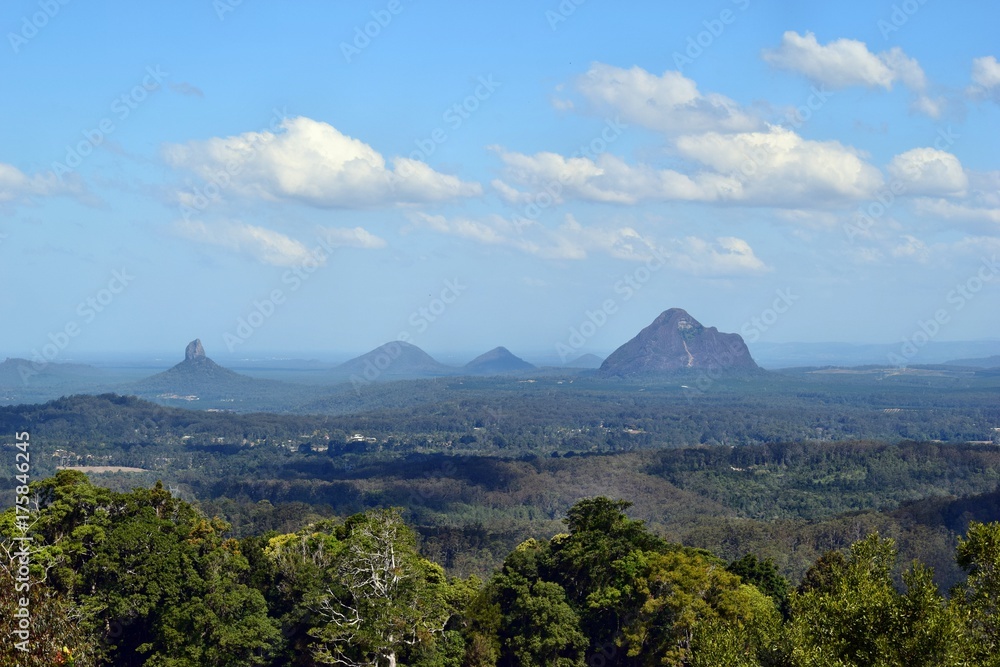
[1,309,768,407]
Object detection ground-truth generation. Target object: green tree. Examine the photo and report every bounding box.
[727,554,791,618]
[788,533,965,667]
[506,580,587,667]
[6,473,281,666]
[622,550,782,666]
[309,508,454,667]
[953,521,1000,666]
[261,521,344,664]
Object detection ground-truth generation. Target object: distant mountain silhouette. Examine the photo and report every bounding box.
[0,358,105,387]
[945,355,1000,369]
[133,339,260,399]
[565,353,604,369]
[334,341,455,382]
[599,308,758,376]
[464,347,535,375]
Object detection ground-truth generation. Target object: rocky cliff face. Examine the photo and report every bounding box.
[185,339,206,361]
[599,308,758,376]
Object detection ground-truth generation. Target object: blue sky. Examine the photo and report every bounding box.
[2,0,999,364]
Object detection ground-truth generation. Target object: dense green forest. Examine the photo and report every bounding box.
[2,392,1000,587]
[5,474,1000,666]
[2,381,1000,664]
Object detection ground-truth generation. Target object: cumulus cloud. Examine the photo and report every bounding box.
[164,116,481,209]
[576,63,759,133]
[172,219,385,266]
[673,126,884,206]
[763,32,941,116]
[969,55,1000,102]
[764,31,917,89]
[888,148,968,197]
[491,125,883,209]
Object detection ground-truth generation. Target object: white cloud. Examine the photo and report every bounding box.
[0,162,86,204]
[544,214,656,261]
[164,116,481,209]
[889,234,929,261]
[491,126,883,210]
[409,212,540,253]
[969,55,1000,102]
[316,226,388,250]
[674,126,885,206]
[491,148,723,205]
[409,211,769,276]
[668,236,771,276]
[763,32,941,116]
[911,171,1000,228]
[888,148,968,197]
[914,199,1000,226]
[576,63,759,133]
[173,220,316,266]
[763,31,923,90]
[910,94,946,118]
[172,219,385,266]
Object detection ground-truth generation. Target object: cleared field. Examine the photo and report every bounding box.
[57,466,149,473]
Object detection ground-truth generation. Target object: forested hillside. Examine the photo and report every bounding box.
[4,474,1000,666]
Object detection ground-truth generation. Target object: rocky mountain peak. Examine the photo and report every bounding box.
[599,308,758,376]
[185,339,206,361]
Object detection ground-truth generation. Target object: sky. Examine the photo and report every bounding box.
[1,0,999,365]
